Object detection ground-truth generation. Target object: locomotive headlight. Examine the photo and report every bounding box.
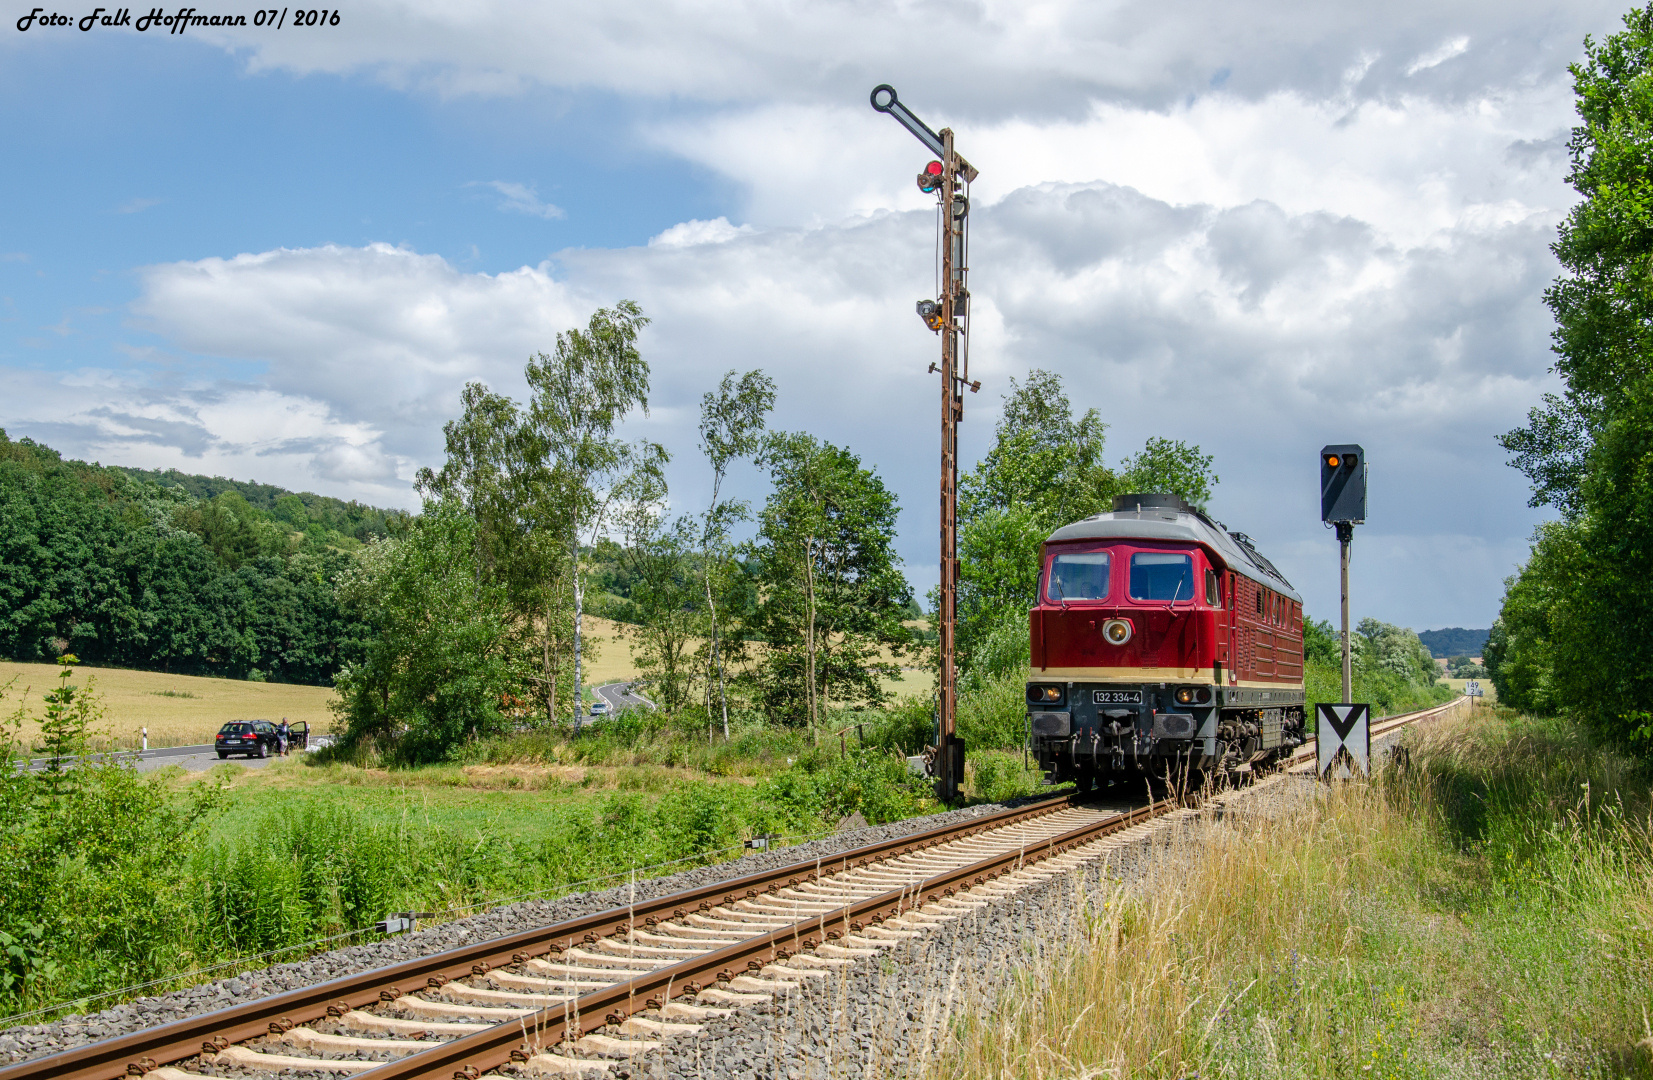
[1174,687,1195,705]
[1196,687,1212,704]
[1026,684,1064,705]
[1101,619,1133,645]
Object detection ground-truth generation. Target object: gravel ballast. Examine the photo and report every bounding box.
[623,725,1423,1078]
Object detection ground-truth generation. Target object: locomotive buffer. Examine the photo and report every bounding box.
[871,84,979,802]
[1319,446,1370,778]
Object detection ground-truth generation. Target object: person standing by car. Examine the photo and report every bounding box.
[276,717,291,757]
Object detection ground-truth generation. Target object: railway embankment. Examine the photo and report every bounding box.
[16,699,1642,1080]
[0,799,1031,1067]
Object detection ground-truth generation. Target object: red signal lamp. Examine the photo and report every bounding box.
[924,160,943,175]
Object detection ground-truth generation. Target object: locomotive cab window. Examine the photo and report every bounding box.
[1129,552,1194,602]
[1205,568,1220,606]
[1047,552,1110,602]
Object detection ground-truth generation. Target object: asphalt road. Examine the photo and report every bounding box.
[592,681,655,716]
[27,739,331,774]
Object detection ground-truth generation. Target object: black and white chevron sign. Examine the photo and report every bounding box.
[1315,702,1370,778]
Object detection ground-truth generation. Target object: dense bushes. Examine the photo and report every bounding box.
[0,748,931,1019]
[331,503,522,763]
[0,665,224,1012]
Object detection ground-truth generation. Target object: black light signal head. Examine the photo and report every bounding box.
[1320,443,1367,524]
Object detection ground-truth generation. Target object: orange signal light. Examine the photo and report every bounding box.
[1325,454,1340,468]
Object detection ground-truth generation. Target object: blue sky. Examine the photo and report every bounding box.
[0,0,1626,631]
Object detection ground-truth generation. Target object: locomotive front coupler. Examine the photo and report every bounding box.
[1101,708,1134,736]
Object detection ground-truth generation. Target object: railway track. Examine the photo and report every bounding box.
[3,697,1466,1080]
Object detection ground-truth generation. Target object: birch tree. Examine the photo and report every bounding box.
[523,302,651,721]
[696,369,776,739]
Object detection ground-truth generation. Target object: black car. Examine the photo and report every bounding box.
[216,720,279,759]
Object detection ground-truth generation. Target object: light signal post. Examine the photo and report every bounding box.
[1320,445,1366,703]
[1318,446,1370,779]
[871,85,979,802]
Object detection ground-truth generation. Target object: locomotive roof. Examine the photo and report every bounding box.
[1046,506,1301,601]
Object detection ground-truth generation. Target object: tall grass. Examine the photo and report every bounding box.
[930,708,1653,1079]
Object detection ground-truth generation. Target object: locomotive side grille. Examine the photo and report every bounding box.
[1260,708,1283,749]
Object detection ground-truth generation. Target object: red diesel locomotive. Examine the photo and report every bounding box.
[1027,493,1306,788]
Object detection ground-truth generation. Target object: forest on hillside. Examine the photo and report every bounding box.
[0,432,399,684]
[1417,627,1489,659]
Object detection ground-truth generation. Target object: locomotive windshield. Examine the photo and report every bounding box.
[1047,552,1110,601]
[1129,552,1194,602]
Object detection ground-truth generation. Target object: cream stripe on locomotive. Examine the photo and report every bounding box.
[1027,666,1301,686]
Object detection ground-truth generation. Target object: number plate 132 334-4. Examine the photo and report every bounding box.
[1092,690,1143,705]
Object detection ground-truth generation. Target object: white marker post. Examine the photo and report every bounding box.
[1315,703,1370,779]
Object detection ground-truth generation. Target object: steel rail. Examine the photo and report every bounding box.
[2,790,1087,1080]
[362,798,1174,1080]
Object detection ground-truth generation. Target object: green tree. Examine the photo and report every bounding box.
[523,302,651,721]
[332,501,521,762]
[417,383,582,725]
[1490,6,1653,748]
[415,382,521,598]
[1117,437,1219,509]
[1353,619,1439,686]
[958,370,1115,530]
[1303,616,1339,666]
[750,433,912,738]
[30,655,105,799]
[696,370,776,739]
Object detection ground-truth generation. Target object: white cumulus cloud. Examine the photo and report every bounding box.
[9,167,1564,623]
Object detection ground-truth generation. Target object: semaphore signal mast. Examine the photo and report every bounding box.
[870,84,979,803]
